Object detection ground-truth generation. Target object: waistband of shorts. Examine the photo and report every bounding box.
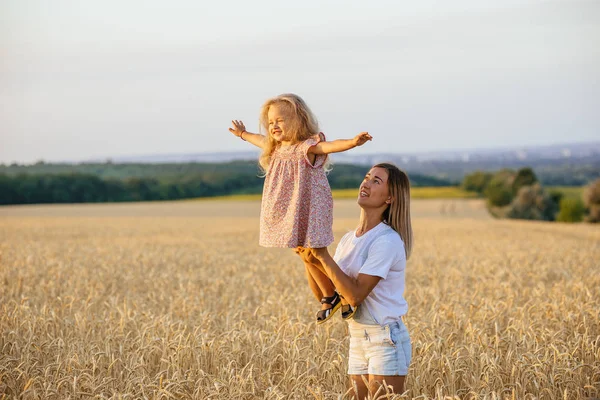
[347,316,406,334]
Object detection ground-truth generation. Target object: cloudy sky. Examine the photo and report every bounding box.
[1,0,598,164]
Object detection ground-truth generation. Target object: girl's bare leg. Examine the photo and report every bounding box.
[296,249,336,312]
[303,261,323,301]
[303,249,351,310]
[302,257,335,308]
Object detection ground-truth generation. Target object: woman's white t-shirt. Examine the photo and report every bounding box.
[333,222,407,326]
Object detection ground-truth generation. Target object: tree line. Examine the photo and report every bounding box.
[462,168,599,223]
[3,157,598,186]
[0,161,452,205]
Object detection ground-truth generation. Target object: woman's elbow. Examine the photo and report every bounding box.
[347,294,366,308]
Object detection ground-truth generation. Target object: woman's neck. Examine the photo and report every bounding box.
[356,209,384,237]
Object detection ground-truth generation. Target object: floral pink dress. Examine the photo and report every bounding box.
[259,133,334,249]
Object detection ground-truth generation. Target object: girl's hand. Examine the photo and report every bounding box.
[229,120,246,138]
[353,132,373,147]
[295,247,316,264]
[309,247,331,261]
[296,247,330,263]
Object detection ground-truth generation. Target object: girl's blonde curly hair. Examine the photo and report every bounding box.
[258,93,320,173]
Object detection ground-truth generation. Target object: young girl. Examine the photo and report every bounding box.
[228,93,372,324]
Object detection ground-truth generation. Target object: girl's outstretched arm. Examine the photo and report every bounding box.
[229,120,266,149]
[308,132,372,155]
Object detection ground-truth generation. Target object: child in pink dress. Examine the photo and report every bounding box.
[228,93,372,324]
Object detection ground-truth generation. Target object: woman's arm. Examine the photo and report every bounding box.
[308,132,372,155]
[229,120,266,149]
[308,248,381,308]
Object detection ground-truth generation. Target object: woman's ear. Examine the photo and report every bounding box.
[386,197,392,204]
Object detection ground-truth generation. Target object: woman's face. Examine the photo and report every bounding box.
[358,167,391,209]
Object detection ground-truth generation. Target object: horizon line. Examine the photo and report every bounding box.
[3,139,599,166]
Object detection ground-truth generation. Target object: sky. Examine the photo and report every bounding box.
[1,0,599,164]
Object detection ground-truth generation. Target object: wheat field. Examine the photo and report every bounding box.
[1,198,599,399]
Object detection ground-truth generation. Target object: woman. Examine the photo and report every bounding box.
[299,162,413,398]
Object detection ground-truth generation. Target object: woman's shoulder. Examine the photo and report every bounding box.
[372,224,405,251]
[338,230,354,246]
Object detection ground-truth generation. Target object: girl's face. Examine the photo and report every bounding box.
[267,104,293,144]
[358,167,391,209]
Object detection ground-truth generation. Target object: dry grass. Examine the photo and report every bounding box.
[0,199,598,399]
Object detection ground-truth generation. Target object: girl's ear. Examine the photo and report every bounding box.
[386,197,392,204]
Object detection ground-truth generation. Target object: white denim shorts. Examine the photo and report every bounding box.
[347,317,412,376]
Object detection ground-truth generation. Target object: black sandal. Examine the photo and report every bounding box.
[341,303,356,320]
[316,292,342,324]
[337,292,356,320]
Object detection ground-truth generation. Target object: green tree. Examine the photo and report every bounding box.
[484,169,516,207]
[556,198,585,222]
[583,178,600,223]
[461,171,493,194]
[506,183,558,221]
[512,167,538,195]
[0,174,21,204]
[547,189,564,210]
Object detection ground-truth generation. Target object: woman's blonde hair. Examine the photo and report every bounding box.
[258,93,320,172]
[374,163,413,259]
